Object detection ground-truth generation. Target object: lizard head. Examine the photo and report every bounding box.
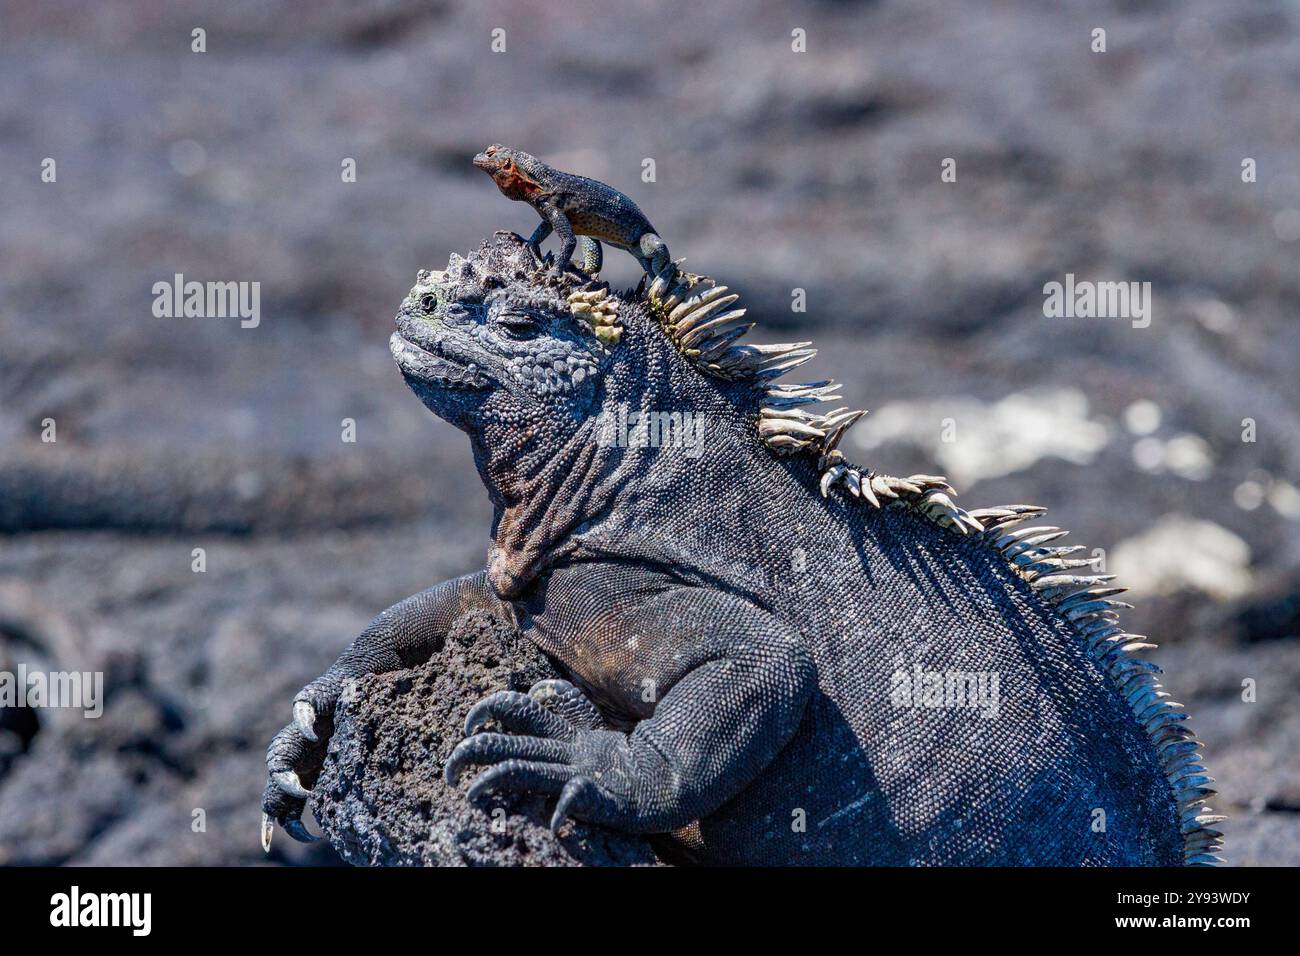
[391,232,619,436]
[473,144,545,201]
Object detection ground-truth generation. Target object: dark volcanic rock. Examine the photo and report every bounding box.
[310,610,659,866]
[3,0,1299,868]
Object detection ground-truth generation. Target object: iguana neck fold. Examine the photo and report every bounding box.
[479,312,747,598]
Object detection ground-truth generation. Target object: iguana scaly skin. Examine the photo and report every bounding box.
[262,231,1223,865]
[473,144,670,277]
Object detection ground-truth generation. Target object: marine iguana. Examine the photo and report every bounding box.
[262,232,1223,865]
[472,144,670,277]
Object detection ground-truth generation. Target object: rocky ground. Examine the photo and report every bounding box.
[0,0,1296,865]
[311,609,658,866]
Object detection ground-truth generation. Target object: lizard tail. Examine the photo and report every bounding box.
[577,236,603,274]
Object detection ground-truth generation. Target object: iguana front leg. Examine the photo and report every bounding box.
[261,569,506,850]
[446,569,816,833]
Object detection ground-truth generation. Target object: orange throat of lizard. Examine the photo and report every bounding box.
[495,167,544,202]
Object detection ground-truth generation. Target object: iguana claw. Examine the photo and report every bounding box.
[462,759,574,803]
[293,700,318,741]
[450,689,636,831]
[261,812,321,849]
[283,819,321,845]
[273,769,311,799]
[463,690,573,739]
[550,777,594,834]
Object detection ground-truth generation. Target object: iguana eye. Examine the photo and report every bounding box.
[496,311,541,336]
[419,293,437,312]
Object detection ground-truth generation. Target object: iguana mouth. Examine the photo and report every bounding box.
[389,332,489,390]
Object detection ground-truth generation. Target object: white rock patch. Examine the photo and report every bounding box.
[850,387,1112,487]
[1111,516,1253,600]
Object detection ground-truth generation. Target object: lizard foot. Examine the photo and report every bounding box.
[445,689,633,833]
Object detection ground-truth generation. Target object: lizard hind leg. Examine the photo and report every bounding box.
[576,236,603,276]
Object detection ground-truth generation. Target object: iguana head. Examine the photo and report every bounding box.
[392,232,766,593]
[472,144,545,202]
[390,231,844,595]
[391,233,620,439]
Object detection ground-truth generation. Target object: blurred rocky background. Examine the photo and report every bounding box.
[0,0,1296,864]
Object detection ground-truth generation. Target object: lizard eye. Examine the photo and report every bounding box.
[485,145,497,156]
[496,311,541,337]
[419,293,437,312]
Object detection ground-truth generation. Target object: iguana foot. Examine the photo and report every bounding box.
[445,689,634,833]
[260,676,342,851]
[261,721,326,850]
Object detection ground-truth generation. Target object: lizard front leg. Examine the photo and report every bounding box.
[446,572,816,834]
[261,569,506,849]
[525,219,552,264]
[527,204,598,273]
[535,200,577,276]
